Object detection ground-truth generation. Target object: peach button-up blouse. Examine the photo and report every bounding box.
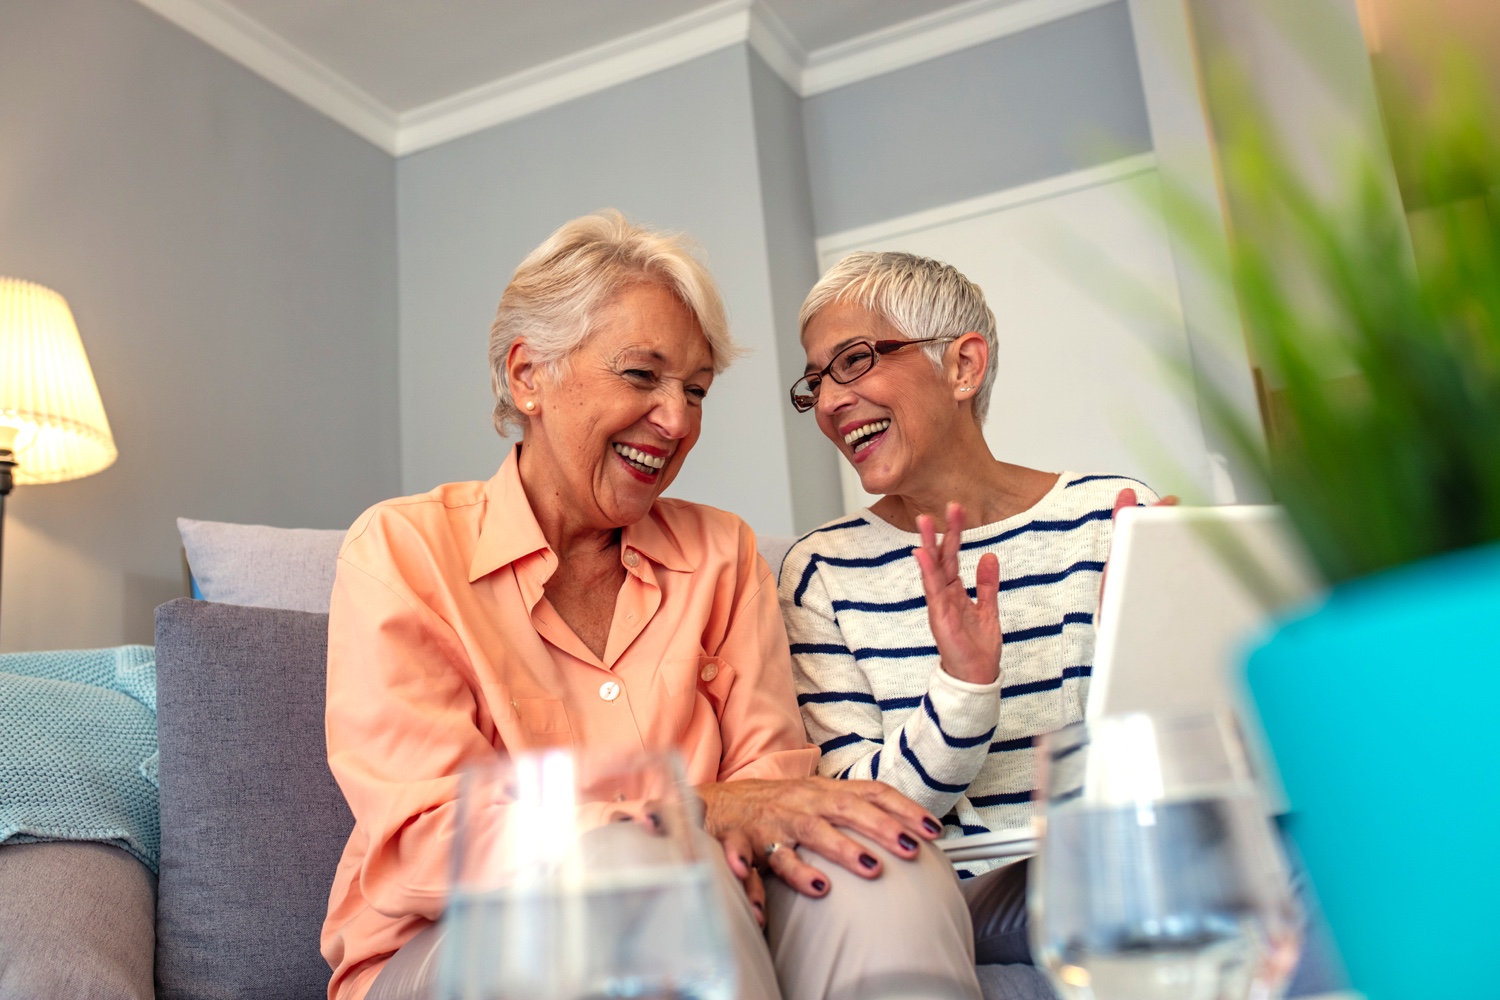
[321,448,818,1000]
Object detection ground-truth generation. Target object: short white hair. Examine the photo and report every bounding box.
[489,210,741,435]
[799,251,998,424]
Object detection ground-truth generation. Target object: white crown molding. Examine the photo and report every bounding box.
[134,0,1125,155]
[798,0,1123,96]
[816,152,1157,261]
[745,3,805,93]
[395,0,753,156]
[132,0,399,152]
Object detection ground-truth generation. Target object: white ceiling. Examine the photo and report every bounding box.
[134,0,1111,153]
[213,0,982,112]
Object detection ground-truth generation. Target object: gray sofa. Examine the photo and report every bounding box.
[1,599,347,1000]
[0,594,1060,1000]
[0,527,812,999]
[0,588,1345,1000]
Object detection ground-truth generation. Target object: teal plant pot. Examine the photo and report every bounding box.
[1246,543,1500,1000]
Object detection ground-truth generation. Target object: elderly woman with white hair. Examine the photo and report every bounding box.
[321,216,993,1000]
[779,251,1166,971]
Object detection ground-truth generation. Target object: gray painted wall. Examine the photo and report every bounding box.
[396,47,800,537]
[0,0,400,651]
[747,51,845,533]
[0,0,1158,650]
[803,1,1154,236]
[396,13,1155,537]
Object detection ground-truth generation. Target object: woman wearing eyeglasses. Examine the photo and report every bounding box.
[776,251,1164,974]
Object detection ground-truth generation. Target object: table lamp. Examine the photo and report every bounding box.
[0,276,118,645]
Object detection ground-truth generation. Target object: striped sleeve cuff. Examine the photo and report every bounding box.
[881,665,1001,813]
[925,663,1002,739]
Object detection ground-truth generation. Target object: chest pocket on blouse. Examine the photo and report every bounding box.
[695,656,735,721]
[513,697,573,747]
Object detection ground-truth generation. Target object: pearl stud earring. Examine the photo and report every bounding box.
[524,400,535,411]
[960,386,976,393]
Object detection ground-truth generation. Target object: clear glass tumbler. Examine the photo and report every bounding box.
[1030,712,1301,1000]
[436,748,735,1000]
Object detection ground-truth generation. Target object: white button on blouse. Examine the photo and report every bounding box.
[623,550,640,568]
[599,680,621,702]
[699,661,719,683]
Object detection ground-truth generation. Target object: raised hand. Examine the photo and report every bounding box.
[913,502,1002,686]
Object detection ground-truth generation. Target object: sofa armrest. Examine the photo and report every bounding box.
[0,841,155,1000]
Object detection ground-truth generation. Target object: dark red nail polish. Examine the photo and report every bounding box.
[898,833,918,851]
[923,817,942,835]
[812,878,828,893]
[859,853,878,869]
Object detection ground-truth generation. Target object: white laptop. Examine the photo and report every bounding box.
[1088,504,1321,813]
[938,504,1320,862]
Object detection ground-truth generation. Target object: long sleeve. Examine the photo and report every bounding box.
[782,559,1001,818]
[324,554,491,923]
[707,526,820,782]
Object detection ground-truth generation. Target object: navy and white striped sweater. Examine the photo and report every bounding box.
[777,473,1156,876]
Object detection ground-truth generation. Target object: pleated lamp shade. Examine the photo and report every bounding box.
[0,277,117,485]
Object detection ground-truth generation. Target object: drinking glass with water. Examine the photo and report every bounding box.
[1030,712,1301,1000]
[437,748,735,1000]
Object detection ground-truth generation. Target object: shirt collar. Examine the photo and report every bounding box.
[468,446,696,582]
[622,506,695,574]
[468,448,549,583]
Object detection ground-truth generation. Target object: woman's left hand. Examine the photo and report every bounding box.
[698,777,942,902]
[915,502,1002,686]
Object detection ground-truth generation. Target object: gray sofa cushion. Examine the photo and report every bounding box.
[0,841,156,1000]
[177,517,346,613]
[756,534,796,584]
[976,964,1058,1000]
[154,598,352,1000]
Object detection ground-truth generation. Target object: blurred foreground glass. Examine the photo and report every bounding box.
[437,749,734,1000]
[1031,713,1300,1000]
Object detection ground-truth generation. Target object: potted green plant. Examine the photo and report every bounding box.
[1179,56,1500,1000]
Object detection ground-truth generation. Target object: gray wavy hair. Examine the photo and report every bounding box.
[798,251,998,424]
[488,211,741,435]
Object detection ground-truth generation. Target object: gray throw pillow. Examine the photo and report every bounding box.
[154,599,352,1000]
[177,517,345,613]
[0,841,156,1000]
[756,535,797,583]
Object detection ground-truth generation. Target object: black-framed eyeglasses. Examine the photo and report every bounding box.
[789,337,957,412]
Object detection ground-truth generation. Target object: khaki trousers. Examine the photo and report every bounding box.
[369,825,982,1000]
[762,830,981,1000]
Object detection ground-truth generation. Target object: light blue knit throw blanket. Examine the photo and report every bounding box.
[0,645,159,872]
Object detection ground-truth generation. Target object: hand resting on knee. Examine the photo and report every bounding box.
[697,777,945,921]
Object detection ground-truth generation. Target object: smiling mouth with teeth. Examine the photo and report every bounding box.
[612,442,667,475]
[844,419,890,453]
